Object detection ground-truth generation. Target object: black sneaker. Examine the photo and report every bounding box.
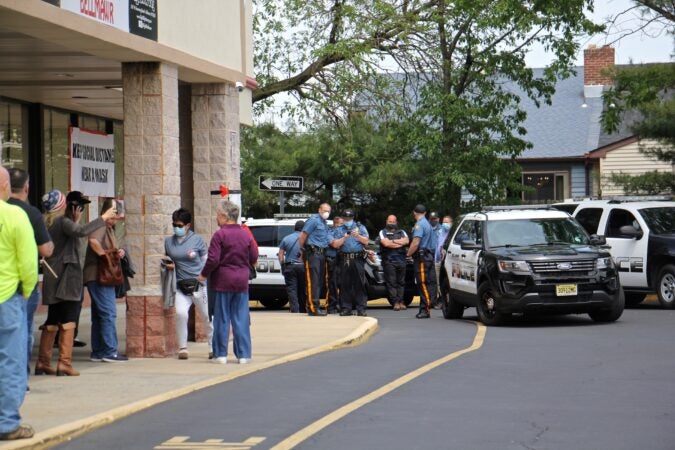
[356,311,368,316]
[416,311,430,319]
[339,311,353,316]
[102,354,129,363]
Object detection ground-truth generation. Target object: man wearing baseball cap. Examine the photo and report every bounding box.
[406,204,437,319]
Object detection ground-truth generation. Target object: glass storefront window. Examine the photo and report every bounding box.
[0,99,29,169]
[43,108,71,193]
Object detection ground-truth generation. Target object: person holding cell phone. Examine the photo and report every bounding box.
[83,198,127,363]
[37,191,116,376]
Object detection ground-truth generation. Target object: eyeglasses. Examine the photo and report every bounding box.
[172,223,185,228]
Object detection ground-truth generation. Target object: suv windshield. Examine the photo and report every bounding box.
[249,225,295,247]
[487,218,590,248]
[639,207,675,235]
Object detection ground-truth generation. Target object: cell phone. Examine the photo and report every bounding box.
[113,199,125,217]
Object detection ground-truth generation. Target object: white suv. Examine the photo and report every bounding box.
[245,216,305,309]
[569,200,675,308]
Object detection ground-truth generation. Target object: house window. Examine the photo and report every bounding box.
[522,172,568,203]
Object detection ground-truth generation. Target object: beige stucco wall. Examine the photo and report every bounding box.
[159,0,247,76]
[599,139,674,196]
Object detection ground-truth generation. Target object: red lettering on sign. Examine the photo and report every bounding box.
[80,0,115,24]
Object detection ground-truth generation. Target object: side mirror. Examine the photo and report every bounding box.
[460,240,482,251]
[618,225,643,239]
[589,234,606,246]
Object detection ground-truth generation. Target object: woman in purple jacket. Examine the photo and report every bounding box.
[198,200,258,365]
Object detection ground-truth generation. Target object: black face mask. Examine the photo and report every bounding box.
[386,223,397,230]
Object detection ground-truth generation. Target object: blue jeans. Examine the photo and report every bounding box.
[87,282,118,359]
[0,293,28,433]
[24,286,39,375]
[212,291,251,359]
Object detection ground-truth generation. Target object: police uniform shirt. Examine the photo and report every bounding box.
[335,223,368,253]
[430,224,440,253]
[412,216,434,251]
[302,213,332,248]
[279,231,302,264]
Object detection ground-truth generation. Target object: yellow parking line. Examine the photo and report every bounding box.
[270,321,487,450]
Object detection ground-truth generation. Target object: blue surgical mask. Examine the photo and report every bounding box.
[174,227,186,237]
[441,223,451,232]
[344,220,354,228]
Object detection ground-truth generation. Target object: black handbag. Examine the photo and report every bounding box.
[177,279,200,296]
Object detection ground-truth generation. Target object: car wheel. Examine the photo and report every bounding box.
[259,298,289,310]
[656,264,675,309]
[624,292,645,307]
[476,281,505,326]
[589,287,625,323]
[440,277,463,320]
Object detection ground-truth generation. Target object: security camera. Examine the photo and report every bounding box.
[235,81,245,92]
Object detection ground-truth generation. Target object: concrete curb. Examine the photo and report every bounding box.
[3,317,378,450]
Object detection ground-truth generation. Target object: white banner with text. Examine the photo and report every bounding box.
[69,127,115,197]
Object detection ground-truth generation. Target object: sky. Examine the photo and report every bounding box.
[526,0,674,67]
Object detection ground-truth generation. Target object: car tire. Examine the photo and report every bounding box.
[624,292,645,307]
[440,277,463,320]
[259,298,289,310]
[656,264,675,309]
[476,281,505,326]
[589,287,625,323]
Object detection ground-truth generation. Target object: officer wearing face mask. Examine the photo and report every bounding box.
[378,215,410,311]
[434,215,453,307]
[298,203,334,316]
[331,209,370,316]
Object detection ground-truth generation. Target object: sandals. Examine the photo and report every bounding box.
[0,424,35,440]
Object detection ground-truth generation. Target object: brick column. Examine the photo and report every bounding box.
[191,83,241,242]
[122,62,181,357]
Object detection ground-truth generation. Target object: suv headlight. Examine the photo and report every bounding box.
[596,257,614,270]
[497,260,530,274]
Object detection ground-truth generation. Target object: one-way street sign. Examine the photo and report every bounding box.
[258,176,304,192]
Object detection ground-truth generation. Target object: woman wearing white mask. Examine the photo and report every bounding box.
[163,208,213,360]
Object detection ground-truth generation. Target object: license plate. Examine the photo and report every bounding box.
[556,284,577,296]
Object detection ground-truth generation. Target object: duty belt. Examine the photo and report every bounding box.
[305,245,325,254]
[341,251,364,260]
[415,249,433,258]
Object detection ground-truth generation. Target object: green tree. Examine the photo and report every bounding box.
[600,0,674,194]
[252,1,600,215]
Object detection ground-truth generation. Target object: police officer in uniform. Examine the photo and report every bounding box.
[298,203,333,316]
[428,211,441,308]
[378,215,409,311]
[406,204,437,319]
[325,215,343,314]
[278,220,306,313]
[332,209,370,316]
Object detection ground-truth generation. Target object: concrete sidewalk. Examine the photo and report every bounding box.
[2,305,378,450]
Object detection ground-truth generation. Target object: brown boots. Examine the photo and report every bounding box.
[34,322,80,376]
[56,322,80,376]
[34,324,58,375]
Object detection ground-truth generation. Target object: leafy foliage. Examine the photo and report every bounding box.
[608,170,675,195]
[251,0,601,216]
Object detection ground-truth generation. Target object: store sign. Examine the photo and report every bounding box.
[69,127,116,198]
[129,0,157,40]
[58,0,157,41]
